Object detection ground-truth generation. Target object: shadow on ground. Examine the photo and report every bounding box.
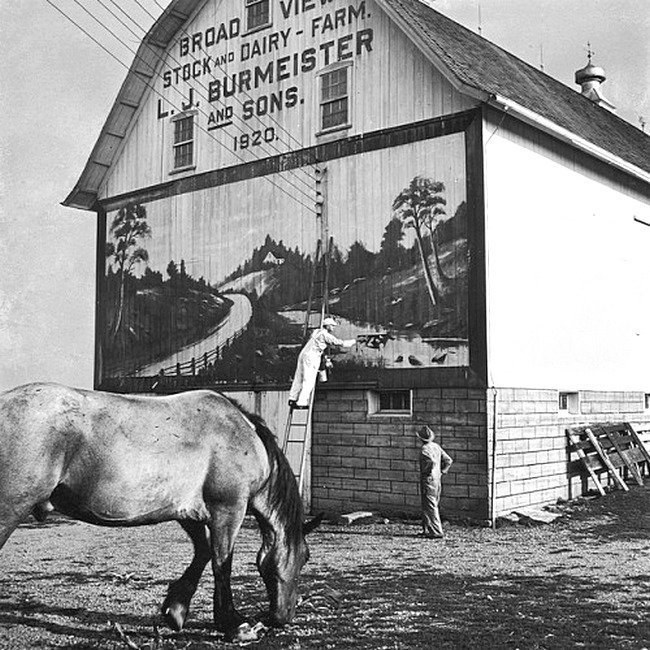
[1,487,648,648]
[1,563,647,649]
[564,485,650,542]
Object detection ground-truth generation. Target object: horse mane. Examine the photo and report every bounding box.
[229,400,304,548]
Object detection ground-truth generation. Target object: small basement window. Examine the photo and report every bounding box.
[171,113,196,172]
[245,0,271,32]
[559,391,580,414]
[645,393,650,411]
[368,390,412,416]
[319,65,351,132]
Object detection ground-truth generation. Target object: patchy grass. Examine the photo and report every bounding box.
[0,487,648,649]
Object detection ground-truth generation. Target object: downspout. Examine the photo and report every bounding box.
[94,204,107,390]
[490,387,498,528]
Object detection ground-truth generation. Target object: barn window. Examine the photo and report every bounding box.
[559,391,579,414]
[171,113,195,172]
[245,0,271,32]
[319,65,351,132]
[368,390,412,416]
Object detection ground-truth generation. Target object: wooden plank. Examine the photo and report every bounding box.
[603,429,644,486]
[584,427,629,491]
[566,429,606,495]
[625,423,650,464]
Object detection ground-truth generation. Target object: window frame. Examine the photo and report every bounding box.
[558,391,580,415]
[317,61,353,136]
[170,110,197,174]
[367,389,413,417]
[244,0,272,34]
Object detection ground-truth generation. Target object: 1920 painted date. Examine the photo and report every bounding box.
[233,127,278,150]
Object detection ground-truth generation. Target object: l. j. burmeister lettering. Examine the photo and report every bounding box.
[208,29,373,102]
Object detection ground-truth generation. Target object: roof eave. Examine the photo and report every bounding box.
[377,0,649,187]
[62,0,207,211]
[488,94,650,185]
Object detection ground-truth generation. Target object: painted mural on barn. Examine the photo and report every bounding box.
[101,133,468,385]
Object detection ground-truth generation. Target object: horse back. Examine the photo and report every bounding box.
[0,384,271,523]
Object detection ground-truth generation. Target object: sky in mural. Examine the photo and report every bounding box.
[121,133,467,286]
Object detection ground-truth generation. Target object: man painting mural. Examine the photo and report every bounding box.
[288,317,356,409]
[417,425,453,539]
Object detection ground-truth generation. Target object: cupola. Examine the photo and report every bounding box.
[574,46,616,112]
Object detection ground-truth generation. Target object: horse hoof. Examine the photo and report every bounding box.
[163,603,188,631]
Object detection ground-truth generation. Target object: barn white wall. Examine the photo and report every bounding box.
[99,0,475,199]
[483,114,650,391]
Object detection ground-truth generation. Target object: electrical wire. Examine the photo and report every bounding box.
[145,0,317,161]
[46,0,318,213]
[101,0,315,190]
[69,0,317,202]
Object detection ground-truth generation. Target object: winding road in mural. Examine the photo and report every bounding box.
[134,293,253,377]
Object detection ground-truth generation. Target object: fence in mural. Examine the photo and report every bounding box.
[102,331,245,382]
[134,330,246,378]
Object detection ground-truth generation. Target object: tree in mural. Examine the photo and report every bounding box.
[105,203,151,338]
[419,181,449,281]
[378,217,408,272]
[392,176,447,307]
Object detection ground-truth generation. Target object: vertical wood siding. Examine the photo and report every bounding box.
[100,0,475,199]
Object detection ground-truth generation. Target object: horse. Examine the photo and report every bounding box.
[0,383,321,642]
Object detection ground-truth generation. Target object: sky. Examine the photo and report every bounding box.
[0,0,648,392]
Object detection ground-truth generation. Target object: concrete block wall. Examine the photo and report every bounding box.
[489,388,650,515]
[311,388,489,520]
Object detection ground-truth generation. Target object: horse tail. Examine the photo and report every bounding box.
[228,399,304,545]
[251,412,304,543]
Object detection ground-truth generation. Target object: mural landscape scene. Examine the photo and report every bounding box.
[102,175,469,386]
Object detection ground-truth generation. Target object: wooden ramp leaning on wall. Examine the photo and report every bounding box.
[566,422,650,495]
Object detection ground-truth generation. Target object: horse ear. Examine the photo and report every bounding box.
[303,512,324,535]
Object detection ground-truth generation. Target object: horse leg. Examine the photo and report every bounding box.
[0,493,53,550]
[206,503,248,640]
[161,520,211,632]
[0,510,26,550]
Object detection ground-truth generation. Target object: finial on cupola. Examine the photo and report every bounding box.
[574,43,616,112]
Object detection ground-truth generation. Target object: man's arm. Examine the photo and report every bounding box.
[322,331,356,348]
[440,448,453,474]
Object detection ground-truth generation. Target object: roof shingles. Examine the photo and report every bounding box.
[383,0,650,175]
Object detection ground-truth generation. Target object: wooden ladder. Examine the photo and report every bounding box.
[303,236,332,339]
[282,396,316,496]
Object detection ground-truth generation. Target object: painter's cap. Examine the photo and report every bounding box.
[322,317,338,327]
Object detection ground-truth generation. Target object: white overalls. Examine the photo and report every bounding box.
[289,328,353,407]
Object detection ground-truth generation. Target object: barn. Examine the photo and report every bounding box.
[64,0,650,522]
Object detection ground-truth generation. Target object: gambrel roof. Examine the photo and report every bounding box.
[64,0,650,210]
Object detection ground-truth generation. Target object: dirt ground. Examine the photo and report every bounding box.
[0,487,648,650]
